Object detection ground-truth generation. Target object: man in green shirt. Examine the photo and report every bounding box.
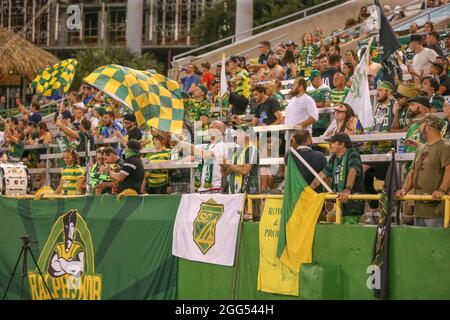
[307,69,331,136]
[392,82,421,132]
[330,71,349,105]
[397,114,450,227]
[221,124,259,195]
[309,133,365,224]
[186,84,210,124]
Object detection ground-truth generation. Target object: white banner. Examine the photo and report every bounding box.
[172,193,244,266]
[345,37,374,130]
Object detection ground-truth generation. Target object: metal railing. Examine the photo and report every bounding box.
[247,194,450,228]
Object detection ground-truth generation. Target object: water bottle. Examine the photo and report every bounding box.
[398,138,405,154]
[246,104,251,116]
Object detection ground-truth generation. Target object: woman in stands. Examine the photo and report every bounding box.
[38,121,53,188]
[55,148,86,195]
[342,62,355,88]
[282,49,297,80]
[323,103,361,137]
[345,49,358,66]
[297,32,319,78]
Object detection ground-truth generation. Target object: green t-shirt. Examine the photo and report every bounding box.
[8,141,24,161]
[398,107,410,130]
[330,87,350,104]
[308,86,331,130]
[405,122,425,172]
[228,144,259,194]
[273,92,286,111]
[430,94,445,112]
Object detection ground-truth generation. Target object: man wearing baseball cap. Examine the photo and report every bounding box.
[408,33,438,78]
[392,82,421,131]
[307,69,331,136]
[309,133,365,224]
[397,114,450,227]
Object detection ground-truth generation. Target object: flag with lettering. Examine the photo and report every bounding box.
[172,194,243,266]
[257,198,299,296]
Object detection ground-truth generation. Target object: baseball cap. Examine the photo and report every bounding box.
[310,70,321,78]
[377,80,394,92]
[61,109,73,120]
[123,113,137,123]
[96,106,106,116]
[397,83,420,98]
[127,139,141,153]
[417,113,447,131]
[324,132,352,148]
[229,56,240,63]
[286,40,297,47]
[409,96,431,109]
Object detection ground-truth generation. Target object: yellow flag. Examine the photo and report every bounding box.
[257,198,299,296]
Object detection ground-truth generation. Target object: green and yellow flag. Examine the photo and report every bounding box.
[30,59,77,97]
[83,65,184,133]
[276,154,326,288]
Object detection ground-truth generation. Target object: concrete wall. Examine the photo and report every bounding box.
[175,0,415,68]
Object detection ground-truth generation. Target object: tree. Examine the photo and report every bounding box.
[192,0,341,46]
[70,45,164,90]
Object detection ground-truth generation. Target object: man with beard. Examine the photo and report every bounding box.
[396,114,450,227]
[364,81,396,215]
[266,54,285,81]
[392,83,421,132]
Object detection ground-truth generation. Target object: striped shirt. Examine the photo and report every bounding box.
[61,165,85,195]
[233,69,251,99]
[330,87,349,104]
[147,149,171,187]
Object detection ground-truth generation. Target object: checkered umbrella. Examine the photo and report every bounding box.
[83,64,184,133]
[30,59,78,97]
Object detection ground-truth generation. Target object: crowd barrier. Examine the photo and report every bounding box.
[0,127,427,193]
[6,192,449,228]
[247,194,450,228]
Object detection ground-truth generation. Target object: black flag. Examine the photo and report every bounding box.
[374,0,401,86]
[371,151,401,299]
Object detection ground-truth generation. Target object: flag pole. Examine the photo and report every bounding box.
[289,147,334,193]
[231,193,246,300]
[219,53,227,118]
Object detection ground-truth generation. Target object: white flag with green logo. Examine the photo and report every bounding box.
[172,193,243,266]
[344,37,374,130]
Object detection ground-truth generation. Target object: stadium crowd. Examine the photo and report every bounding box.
[0,3,449,226]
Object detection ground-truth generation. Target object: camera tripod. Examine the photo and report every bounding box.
[2,235,53,300]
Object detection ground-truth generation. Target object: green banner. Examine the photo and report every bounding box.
[0,195,181,300]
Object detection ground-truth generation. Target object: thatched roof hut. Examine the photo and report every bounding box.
[0,27,59,82]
